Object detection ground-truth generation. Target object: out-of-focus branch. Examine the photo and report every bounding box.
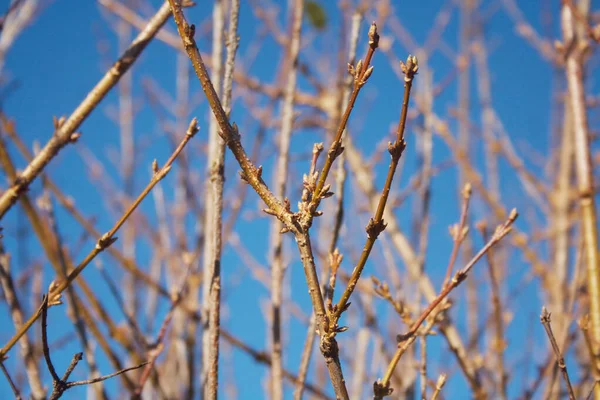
[561,4,600,396]
[268,0,303,398]
[374,210,517,398]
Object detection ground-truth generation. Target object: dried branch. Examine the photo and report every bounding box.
[430,374,447,400]
[441,183,472,289]
[331,55,418,323]
[0,358,21,400]
[479,222,507,400]
[299,22,380,230]
[0,118,198,361]
[540,307,575,400]
[40,294,147,400]
[374,210,518,398]
[294,8,362,397]
[167,0,294,229]
[0,2,174,219]
[133,260,193,398]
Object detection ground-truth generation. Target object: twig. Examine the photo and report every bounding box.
[331,55,418,323]
[540,307,575,400]
[345,135,484,394]
[299,23,380,230]
[374,305,446,399]
[586,381,599,400]
[0,359,22,400]
[41,295,61,384]
[167,0,293,228]
[419,335,427,400]
[0,114,173,299]
[579,315,600,381]
[479,222,508,400]
[0,118,198,361]
[294,231,350,399]
[374,210,517,397]
[41,293,147,399]
[294,314,319,400]
[0,1,174,219]
[400,210,516,342]
[441,183,472,289]
[42,188,112,399]
[0,245,45,398]
[133,260,193,398]
[430,374,447,400]
[350,327,370,399]
[293,5,363,387]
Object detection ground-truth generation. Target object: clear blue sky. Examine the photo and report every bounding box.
[0,0,584,398]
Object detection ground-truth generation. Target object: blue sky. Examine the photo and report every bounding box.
[0,0,591,398]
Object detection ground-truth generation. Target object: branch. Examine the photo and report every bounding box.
[299,22,380,230]
[167,0,294,229]
[0,118,198,361]
[540,307,576,400]
[374,209,518,398]
[133,262,193,398]
[331,55,418,324]
[0,359,22,400]
[561,2,600,394]
[0,1,174,219]
[41,294,147,400]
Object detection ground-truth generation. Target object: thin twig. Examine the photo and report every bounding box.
[167,0,293,228]
[0,1,174,219]
[374,210,518,397]
[0,243,45,398]
[0,359,22,400]
[430,374,447,400]
[540,307,576,400]
[373,305,446,399]
[41,295,61,383]
[0,118,199,361]
[479,222,508,400]
[441,183,472,289]
[345,135,484,394]
[0,114,174,301]
[43,293,144,400]
[331,55,418,323]
[133,260,193,398]
[299,23,380,230]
